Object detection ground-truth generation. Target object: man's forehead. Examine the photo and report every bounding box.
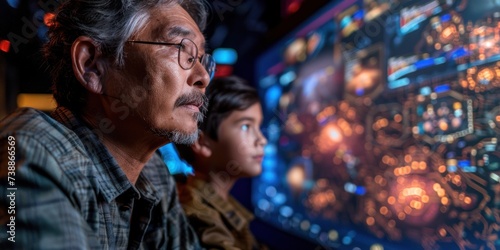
[160,25,207,49]
[145,5,207,49]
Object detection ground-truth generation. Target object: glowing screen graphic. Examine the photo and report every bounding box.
[253,0,500,249]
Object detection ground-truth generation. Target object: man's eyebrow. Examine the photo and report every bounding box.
[164,26,207,51]
[166,26,193,38]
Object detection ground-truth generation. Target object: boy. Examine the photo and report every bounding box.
[175,76,268,250]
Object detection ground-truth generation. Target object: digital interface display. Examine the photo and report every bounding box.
[253,0,500,249]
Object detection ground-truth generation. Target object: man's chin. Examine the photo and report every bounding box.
[166,129,199,145]
[147,110,202,144]
[149,126,199,145]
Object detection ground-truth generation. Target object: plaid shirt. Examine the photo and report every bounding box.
[0,107,201,249]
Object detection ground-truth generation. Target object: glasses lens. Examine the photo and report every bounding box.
[179,38,216,80]
[201,54,216,80]
[179,39,198,70]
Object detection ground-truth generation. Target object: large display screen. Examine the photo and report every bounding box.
[253,0,500,249]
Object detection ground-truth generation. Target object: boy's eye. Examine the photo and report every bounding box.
[241,124,250,131]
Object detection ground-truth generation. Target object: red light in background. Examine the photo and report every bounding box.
[214,64,233,78]
[287,2,300,14]
[0,40,10,53]
[44,13,55,27]
[284,0,303,16]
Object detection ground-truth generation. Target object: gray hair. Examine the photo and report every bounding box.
[43,0,209,114]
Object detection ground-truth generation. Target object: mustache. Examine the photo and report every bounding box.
[174,90,208,115]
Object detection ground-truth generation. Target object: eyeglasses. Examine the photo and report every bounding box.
[127,38,216,80]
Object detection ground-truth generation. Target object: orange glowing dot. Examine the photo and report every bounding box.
[438,165,446,173]
[380,206,388,215]
[439,121,449,131]
[438,189,446,197]
[419,161,427,170]
[405,166,412,174]
[453,102,462,110]
[404,155,412,163]
[394,114,402,123]
[411,162,419,170]
[464,196,472,204]
[458,193,465,200]
[380,118,389,127]
[44,12,56,27]
[413,201,422,210]
[439,228,447,237]
[441,197,449,205]
[422,195,429,203]
[382,156,389,164]
[388,196,396,205]
[366,217,375,226]
[398,212,406,220]
[461,80,468,88]
[394,168,399,176]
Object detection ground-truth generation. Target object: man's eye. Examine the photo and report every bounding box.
[241,124,249,131]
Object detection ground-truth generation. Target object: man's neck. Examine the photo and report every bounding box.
[100,137,151,184]
[81,112,166,184]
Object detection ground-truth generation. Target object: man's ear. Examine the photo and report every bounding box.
[71,36,106,94]
[191,131,212,158]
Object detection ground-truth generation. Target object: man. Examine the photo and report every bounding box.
[0,0,215,249]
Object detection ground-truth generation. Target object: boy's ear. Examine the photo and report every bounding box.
[71,36,106,94]
[191,131,212,158]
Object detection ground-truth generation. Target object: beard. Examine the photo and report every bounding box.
[149,90,208,145]
[150,111,203,144]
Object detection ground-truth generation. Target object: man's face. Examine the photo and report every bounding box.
[209,103,268,178]
[104,4,210,144]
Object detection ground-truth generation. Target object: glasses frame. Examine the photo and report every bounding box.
[126,38,215,78]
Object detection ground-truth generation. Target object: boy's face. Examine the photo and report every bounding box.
[209,102,267,177]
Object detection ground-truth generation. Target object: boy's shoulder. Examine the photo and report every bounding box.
[176,180,221,217]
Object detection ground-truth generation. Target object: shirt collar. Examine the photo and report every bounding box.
[51,107,135,202]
